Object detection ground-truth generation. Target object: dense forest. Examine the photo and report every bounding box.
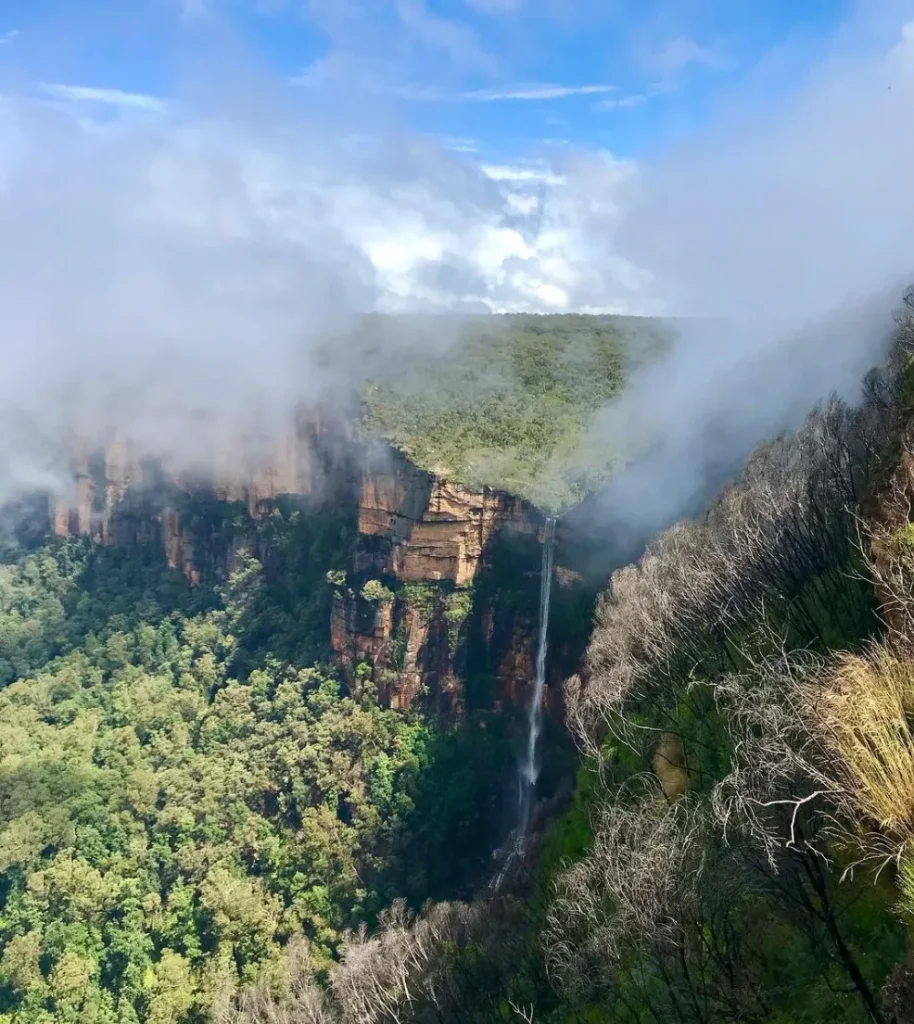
[0,502,518,1022]
[2,305,914,1023]
[356,313,673,512]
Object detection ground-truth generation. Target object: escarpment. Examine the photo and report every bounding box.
[355,449,537,584]
[40,414,594,717]
[50,416,329,544]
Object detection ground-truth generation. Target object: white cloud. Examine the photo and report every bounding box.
[40,84,168,113]
[395,81,618,102]
[595,79,675,113]
[595,92,651,111]
[506,192,539,214]
[535,282,568,306]
[0,87,645,499]
[481,162,565,184]
[464,82,616,101]
[0,29,19,47]
[643,36,729,77]
[2,0,913,539]
[621,14,914,325]
[369,235,443,274]
[572,5,914,543]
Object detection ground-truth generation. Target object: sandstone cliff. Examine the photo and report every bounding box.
[48,412,345,577]
[328,447,558,714]
[44,422,580,718]
[356,449,537,584]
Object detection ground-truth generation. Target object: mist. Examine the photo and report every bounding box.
[0,64,609,502]
[3,2,914,539]
[569,2,914,554]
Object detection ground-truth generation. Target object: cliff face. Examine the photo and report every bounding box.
[44,423,573,717]
[331,448,546,713]
[48,416,337,581]
[356,450,536,584]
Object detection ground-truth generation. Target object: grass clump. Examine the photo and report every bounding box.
[809,648,914,837]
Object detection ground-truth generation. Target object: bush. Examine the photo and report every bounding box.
[444,588,473,649]
[361,579,394,604]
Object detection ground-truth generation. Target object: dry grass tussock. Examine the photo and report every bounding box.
[803,646,914,849]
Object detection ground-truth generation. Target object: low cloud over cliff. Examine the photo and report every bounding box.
[3,0,914,529]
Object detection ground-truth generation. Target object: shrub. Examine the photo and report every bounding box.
[400,583,438,619]
[326,569,348,588]
[361,580,394,604]
[444,588,473,649]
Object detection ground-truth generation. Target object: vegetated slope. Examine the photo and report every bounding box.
[359,313,672,512]
[0,310,659,1024]
[231,298,914,1023]
[10,302,914,1024]
[0,503,515,1023]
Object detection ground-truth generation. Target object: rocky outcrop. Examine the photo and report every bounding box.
[329,447,548,713]
[207,426,317,516]
[47,412,352,583]
[52,431,317,541]
[356,449,538,583]
[159,506,199,584]
[494,620,535,708]
[331,582,466,714]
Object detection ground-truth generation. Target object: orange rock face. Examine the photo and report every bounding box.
[331,447,544,712]
[102,440,135,542]
[160,506,199,584]
[496,620,535,707]
[358,451,537,585]
[46,420,549,716]
[48,419,327,572]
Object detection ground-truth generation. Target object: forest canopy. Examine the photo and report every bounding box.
[0,508,513,1024]
[356,314,673,512]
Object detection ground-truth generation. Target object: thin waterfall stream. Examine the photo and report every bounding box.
[517,515,557,841]
[489,515,557,889]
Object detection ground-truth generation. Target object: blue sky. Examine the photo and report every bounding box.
[0,0,911,326]
[0,0,853,161]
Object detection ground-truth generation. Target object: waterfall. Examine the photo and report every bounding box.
[517,515,556,842]
[489,516,557,890]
